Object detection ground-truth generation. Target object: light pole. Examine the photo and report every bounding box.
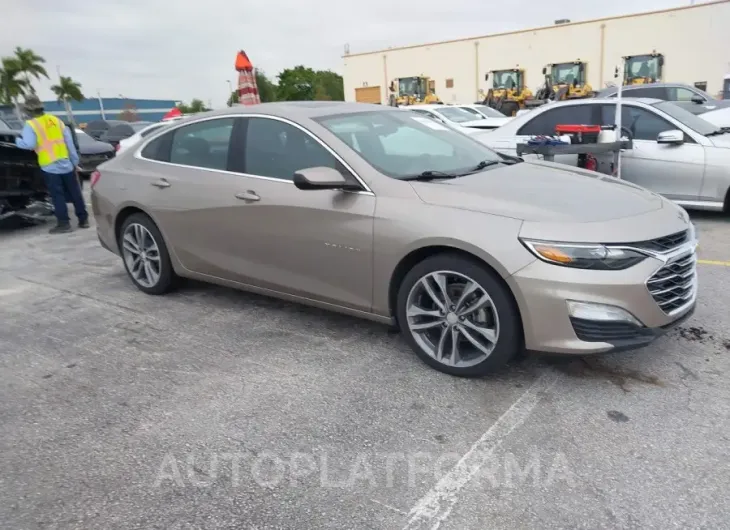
[97,89,106,120]
[227,80,234,106]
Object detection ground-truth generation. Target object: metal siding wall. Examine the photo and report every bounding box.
[343,1,730,101]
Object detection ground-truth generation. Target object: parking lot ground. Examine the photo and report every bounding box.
[1,211,729,529]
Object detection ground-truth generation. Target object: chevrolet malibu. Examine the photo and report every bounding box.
[91,102,698,377]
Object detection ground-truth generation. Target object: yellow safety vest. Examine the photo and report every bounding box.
[27,114,69,166]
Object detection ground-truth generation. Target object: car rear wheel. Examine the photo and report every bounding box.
[119,213,178,295]
[397,254,522,377]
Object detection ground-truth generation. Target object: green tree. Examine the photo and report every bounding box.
[51,75,85,127]
[177,98,209,113]
[276,66,344,102]
[277,66,317,101]
[13,47,48,92]
[0,57,29,106]
[314,70,344,101]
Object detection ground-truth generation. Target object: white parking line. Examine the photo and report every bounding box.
[402,370,559,530]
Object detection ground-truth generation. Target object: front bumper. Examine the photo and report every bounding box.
[507,242,697,354]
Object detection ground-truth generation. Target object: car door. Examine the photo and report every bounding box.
[600,103,705,200]
[513,104,598,165]
[137,116,267,281]
[222,115,376,312]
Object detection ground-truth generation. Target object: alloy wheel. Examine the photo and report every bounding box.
[121,223,162,288]
[405,271,500,368]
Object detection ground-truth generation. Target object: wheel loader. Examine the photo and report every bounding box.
[479,69,538,116]
[388,76,441,106]
[623,52,664,85]
[541,60,594,100]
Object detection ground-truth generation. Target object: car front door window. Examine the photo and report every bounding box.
[668,87,702,102]
[600,104,675,141]
[244,117,339,180]
[169,118,234,170]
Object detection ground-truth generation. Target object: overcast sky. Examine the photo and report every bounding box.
[0,0,708,107]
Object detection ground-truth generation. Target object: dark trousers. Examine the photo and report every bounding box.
[43,170,88,225]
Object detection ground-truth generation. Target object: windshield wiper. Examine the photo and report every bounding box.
[401,170,460,181]
[706,127,730,137]
[463,160,502,173]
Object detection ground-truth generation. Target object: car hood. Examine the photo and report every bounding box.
[410,159,667,230]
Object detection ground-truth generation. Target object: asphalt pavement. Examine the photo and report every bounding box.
[1,207,728,529]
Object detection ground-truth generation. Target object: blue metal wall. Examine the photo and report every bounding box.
[41,98,179,125]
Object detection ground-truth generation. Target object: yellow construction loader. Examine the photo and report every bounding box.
[545,60,594,99]
[479,68,537,116]
[388,76,441,106]
[623,52,664,85]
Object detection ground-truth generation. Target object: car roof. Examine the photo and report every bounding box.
[210,101,398,120]
[597,82,697,95]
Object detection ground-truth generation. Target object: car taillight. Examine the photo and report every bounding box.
[115,143,120,152]
[90,170,101,188]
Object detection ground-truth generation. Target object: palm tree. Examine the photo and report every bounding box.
[13,47,49,92]
[51,75,84,127]
[0,57,29,118]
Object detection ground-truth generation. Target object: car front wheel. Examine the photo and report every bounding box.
[119,213,178,295]
[397,254,522,377]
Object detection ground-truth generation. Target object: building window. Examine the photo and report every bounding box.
[445,79,454,89]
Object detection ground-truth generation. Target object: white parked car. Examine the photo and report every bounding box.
[116,121,172,154]
[406,104,512,134]
[474,97,730,211]
[453,103,510,120]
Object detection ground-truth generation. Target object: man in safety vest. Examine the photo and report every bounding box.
[15,95,89,233]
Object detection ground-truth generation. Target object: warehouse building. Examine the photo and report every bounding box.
[343,0,730,105]
[41,98,179,127]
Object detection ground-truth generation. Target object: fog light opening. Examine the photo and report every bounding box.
[567,300,642,326]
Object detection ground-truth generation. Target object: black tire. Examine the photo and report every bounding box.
[118,212,178,295]
[396,253,522,377]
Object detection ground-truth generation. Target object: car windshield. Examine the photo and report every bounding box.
[469,105,504,118]
[315,110,503,179]
[435,106,481,123]
[652,101,720,136]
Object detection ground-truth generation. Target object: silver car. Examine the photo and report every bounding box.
[91,102,697,377]
[479,98,730,211]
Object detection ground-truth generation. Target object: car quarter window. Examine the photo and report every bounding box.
[517,105,596,136]
[244,117,338,180]
[599,104,687,142]
[152,118,235,170]
[668,86,702,102]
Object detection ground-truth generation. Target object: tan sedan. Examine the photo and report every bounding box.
[91,102,697,376]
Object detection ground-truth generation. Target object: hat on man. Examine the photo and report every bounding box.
[23,94,44,113]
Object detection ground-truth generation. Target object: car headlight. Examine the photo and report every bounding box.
[520,239,646,270]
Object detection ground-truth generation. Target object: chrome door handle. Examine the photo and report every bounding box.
[235,190,260,202]
[151,178,170,188]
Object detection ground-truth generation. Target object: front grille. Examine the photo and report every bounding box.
[625,230,689,253]
[647,252,696,314]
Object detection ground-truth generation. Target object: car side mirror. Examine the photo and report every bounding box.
[293,166,360,191]
[690,94,705,104]
[657,130,684,145]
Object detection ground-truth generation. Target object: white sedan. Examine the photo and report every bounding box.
[700,106,730,128]
[116,117,185,154]
[405,104,512,134]
[473,97,730,211]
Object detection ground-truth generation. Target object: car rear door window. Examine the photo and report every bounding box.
[600,104,677,142]
[619,86,668,100]
[244,117,338,180]
[168,118,234,170]
[517,105,596,136]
